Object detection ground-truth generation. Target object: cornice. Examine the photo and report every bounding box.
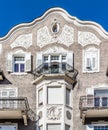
[0,7,108,42]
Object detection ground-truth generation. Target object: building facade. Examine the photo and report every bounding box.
[0,7,108,130]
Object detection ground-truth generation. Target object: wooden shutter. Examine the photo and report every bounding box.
[7,53,13,72]
[25,52,31,72]
[67,52,74,67]
[36,52,42,68]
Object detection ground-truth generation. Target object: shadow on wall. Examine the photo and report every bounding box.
[0,78,12,84]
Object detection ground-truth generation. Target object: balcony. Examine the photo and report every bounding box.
[33,63,78,86]
[79,96,108,124]
[0,97,29,125]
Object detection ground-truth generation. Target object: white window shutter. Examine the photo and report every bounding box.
[25,52,31,72]
[48,87,62,104]
[7,53,13,72]
[67,52,74,67]
[86,88,94,96]
[86,125,94,130]
[36,53,42,68]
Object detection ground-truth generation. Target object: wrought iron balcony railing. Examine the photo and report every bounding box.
[33,62,78,79]
[0,97,29,110]
[80,96,108,110]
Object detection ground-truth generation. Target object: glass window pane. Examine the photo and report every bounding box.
[0,125,17,130]
[14,64,19,72]
[51,56,59,60]
[94,126,108,130]
[20,64,25,72]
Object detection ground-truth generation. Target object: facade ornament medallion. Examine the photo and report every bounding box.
[78,31,101,46]
[11,34,32,49]
[47,106,62,120]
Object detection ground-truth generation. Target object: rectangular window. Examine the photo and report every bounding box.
[94,126,108,130]
[84,48,99,72]
[0,89,17,109]
[38,89,43,106]
[66,88,71,106]
[47,124,61,130]
[44,56,48,62]
[14,57,25,73]
[94,90,108,107]
[0,125,17,130]
[47,87,62,104]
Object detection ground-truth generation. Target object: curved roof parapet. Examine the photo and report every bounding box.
[0,7,108,41]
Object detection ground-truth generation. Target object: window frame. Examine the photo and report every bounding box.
[14,56,25,73]
[83,47,99,73]
[66,87,71,106]
[38,88,43,107]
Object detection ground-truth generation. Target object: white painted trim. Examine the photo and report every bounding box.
[0,7,108,42]
[82,47,100,73]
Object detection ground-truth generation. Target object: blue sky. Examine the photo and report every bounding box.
[0,0,108,37]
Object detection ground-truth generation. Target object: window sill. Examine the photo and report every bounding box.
[10,72,27,75]
[83,70,99,73]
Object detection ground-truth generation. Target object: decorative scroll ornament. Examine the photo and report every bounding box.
[37,26,52,47]
[78,31,101,46]
[37,25,74,47]
[47,106,62,120]
[11,34,32,49]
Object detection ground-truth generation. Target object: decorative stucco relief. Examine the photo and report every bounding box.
[43,46,67,54]
[37,26,52,47]
[58,25,74,46]
[47,106,62,120]
[78,31,101,46]
[37,25,74,47]
[10,34,32,49]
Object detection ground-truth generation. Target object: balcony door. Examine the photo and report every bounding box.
[94,90,108,107]
[0,125,17,130]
